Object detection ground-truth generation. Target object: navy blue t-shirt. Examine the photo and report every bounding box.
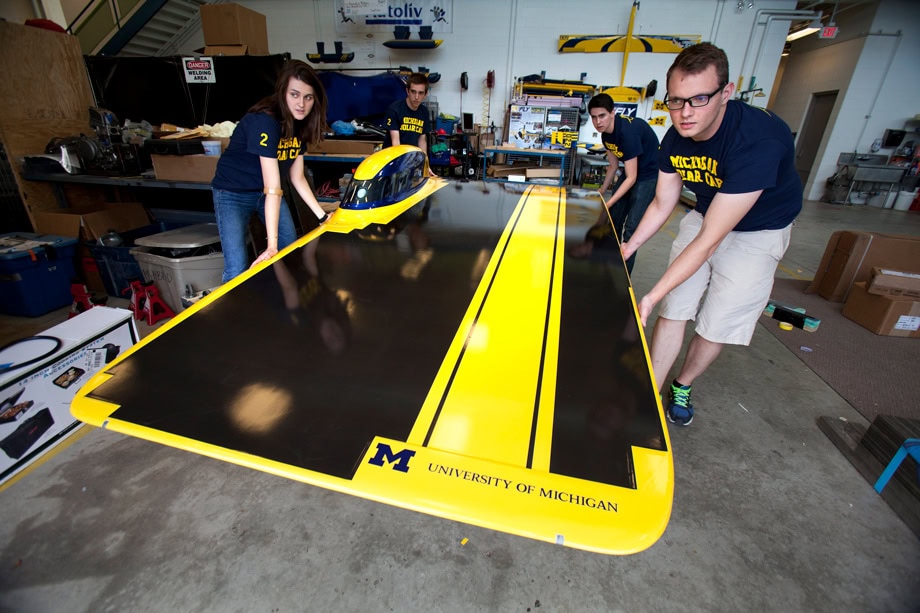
[659,100,802,231]
[212,112,301,191]
[600,114,660,182]
[384,98,429,148]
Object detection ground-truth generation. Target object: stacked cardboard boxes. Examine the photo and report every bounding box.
[867,268,920,299]
[809,231,920,337]
[200,3,269,56]
[807,231,920,302]
[842,283,920,338]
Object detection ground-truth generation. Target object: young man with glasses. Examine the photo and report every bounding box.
[621,43,802,427]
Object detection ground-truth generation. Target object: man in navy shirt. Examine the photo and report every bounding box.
[385,73,431,151]
[622,43,802,427]
[584,93,659,272]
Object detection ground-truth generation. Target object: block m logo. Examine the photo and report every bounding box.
[367,442,416,473]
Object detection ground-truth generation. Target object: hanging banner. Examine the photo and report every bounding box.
[335,0,453,33]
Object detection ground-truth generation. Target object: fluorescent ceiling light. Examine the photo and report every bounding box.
[786,18,823,41]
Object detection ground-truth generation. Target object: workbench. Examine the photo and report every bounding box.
[22,151,369,215]
[834,152,907,206]
[483,146,570,186]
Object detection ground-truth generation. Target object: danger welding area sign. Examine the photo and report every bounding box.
[183,57,215,83]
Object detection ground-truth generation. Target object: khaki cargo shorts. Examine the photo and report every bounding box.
[658,210,792,345]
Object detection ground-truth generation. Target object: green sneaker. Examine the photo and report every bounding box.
[667,382,694,426]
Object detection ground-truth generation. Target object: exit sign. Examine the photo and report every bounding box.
[820,26,839,39]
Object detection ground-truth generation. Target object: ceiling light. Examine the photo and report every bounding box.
[786,18,823,42]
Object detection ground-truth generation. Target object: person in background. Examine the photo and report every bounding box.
[384,72,431,153]
[212,60,330,283]
[582,93,660,273]
[621,43,802,426]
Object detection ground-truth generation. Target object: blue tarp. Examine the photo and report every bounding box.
[319,72,407,125]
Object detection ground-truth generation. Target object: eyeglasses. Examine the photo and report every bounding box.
[663,84,727,110]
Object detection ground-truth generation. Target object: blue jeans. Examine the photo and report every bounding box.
[213,188,297,282]
[610,177,657,273]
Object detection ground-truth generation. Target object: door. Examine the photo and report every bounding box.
[795,91,838,187]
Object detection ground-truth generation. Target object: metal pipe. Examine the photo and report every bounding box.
[499,0,519,140]
[749,14,781,92]
[709,0,726,43]
[749,12,821,95]
[736,9,821,89]
[853,31,902,152]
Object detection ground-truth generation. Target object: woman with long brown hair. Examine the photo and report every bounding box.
[212,60,329,282]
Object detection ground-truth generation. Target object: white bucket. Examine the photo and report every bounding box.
[884,190,899,209]
[894,189,918,211]
[866,192,886,207]
[849,192,868,205]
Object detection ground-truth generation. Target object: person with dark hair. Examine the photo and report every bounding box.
[384,72,431,150]
[621,42,802,426]
[577,93,659,272]
[212,59,330,283]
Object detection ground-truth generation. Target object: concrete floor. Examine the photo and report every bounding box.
[1,195,919,612]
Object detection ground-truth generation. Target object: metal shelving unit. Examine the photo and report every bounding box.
[482,146,574,186]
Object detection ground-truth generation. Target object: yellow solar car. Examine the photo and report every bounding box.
[72,146,673,555]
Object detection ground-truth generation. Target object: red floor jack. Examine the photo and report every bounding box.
[69,282,108,318]
[122,279,147,321]
[141,281,175,325]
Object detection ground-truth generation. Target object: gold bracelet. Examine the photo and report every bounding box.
[263,187,283,196]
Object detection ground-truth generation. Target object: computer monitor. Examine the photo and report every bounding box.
[882,129,906,148]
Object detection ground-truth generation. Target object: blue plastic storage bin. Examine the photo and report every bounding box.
[430,150,451,166]
[0,233,78,317]
[88,222,185,298]
[435,118,457,134]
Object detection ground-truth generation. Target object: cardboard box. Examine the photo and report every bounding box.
[31,203,151,242]
[526,168,562,179]
[307,140,380,155]
[842,282,920,338]
[200,3,268,54]
[806,231,920,302]
[0,307,138,488]
[488,164,535,178]
[868,268,920,299]
[204,45,250,56]
[151,154,219,183]
[487,164,511,177]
